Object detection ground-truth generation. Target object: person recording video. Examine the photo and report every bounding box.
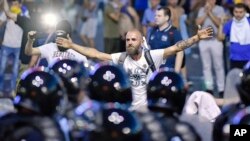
[24,20,88,65]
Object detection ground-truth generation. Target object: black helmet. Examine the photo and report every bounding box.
[147,69,186,114]
[50,59,89,103]
[0,113,65,141]
[15,68,66,116]
[237,61,250,105]
[88,107,143,141]
[212,104,245,141]
[88,63,132,104]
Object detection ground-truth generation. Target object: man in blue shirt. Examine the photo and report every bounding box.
[218,3,250,69]
[148,6,184,73]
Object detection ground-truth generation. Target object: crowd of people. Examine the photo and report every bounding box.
[0,0,250,141]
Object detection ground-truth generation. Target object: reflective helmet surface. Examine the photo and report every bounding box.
[147,69,186,114]
[50,59,88,103]
[237,62,250,105]
[15,68,66,116]
[89,107,142,141]
[88,63,132,104]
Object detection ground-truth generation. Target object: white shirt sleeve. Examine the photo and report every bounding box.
[149,49,165,69]
[111,52,123,64]
[38,43,55,59]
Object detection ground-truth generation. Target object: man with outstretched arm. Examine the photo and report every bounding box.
[56,27,213,111]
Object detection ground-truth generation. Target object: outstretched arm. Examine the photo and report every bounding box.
[56,37,112,61]
[163,26,213,58]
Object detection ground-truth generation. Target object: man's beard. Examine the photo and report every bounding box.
[57,46,68,52]
[126,46,139,55]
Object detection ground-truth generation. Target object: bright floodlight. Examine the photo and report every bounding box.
[42,13,58,27]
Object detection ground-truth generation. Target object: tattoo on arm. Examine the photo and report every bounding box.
[176,37,198,51]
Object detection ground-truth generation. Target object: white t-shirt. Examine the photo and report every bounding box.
[111,49,165,110]
[2,20,23,48]
[38,42,88,64]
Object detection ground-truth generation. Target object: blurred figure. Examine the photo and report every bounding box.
[25,20,88,64]
[79,0,99,48]
[196,0,225,97]
[213,61,250,141]
[167,0,184,29]
[141,0,161,40]
[61,0,78,32]
[119,0,140,52]
[50,59,93,141]
[50,59,89,109]
[167,0,191,89]
[0,68,67,141]
[139,69,201,141]
[218,3,250,69]
[88,63,133,105]
[133,0,148,21]
[71,63,142,141]
[0,0,7,44]
[103,0,122,53]
[87,107,143,141]
[0,0,31,97]
[244,0,250,12]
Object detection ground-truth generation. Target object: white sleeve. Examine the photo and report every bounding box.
[111,52,123,64]
[149,49,164,69]
[38,44,52,58]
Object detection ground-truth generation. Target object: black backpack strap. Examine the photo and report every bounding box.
[118,52,128,65]
[144,49,156,72]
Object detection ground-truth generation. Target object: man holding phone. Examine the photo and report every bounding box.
[25,20,88,64]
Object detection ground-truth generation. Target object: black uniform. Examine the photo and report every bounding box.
[0,113,64,141]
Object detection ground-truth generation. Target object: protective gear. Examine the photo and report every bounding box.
[88,63,132,104]
[237,62,250,105]
[147,69,186,114]
[0,113,65,141]
[50,59,88,103]
[212,103,245,141]
[88,107,143,141]
[15,68,66,116]
[138,111,201,141]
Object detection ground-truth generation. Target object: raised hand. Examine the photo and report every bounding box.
[56,36,73,49]
[28,31,37,40]
[197,25,214,40]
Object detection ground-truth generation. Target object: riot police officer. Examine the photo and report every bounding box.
[70,63,143,141]
[140,68,201,141]
[213,62,250,141]
[0,68,67,141]
[50,59,89,108]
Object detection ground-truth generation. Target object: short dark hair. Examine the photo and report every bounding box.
[157,6,171,18]
[234,3,248,11]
